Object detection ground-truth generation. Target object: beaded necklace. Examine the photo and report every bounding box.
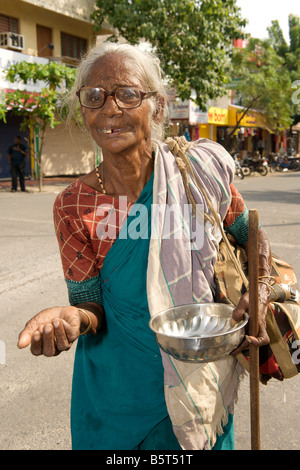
[95,164,107,194]
[95,152,155,195]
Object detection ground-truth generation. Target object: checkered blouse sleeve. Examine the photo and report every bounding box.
[53,188,103,306]
[223,184,249,244]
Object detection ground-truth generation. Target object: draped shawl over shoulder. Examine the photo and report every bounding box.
[147,138,245,450]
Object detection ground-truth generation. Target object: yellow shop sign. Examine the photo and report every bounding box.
[208,107,229,125]
[228,105,270,130]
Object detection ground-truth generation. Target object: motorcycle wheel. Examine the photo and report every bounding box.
[257,165,268,176]
[242,167,251,176]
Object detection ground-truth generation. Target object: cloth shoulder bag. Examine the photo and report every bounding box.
[214,235,300,384]
[167,136,300,385]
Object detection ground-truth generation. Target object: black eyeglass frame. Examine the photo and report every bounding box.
[76,86,158,110]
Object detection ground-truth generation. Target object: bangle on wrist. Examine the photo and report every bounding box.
[258,280,278,300]
[258,275,276,286]
[77,308,92,335]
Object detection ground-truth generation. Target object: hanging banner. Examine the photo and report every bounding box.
[169,98,208,124]
[169,99,189,120]
[189,101,208,125]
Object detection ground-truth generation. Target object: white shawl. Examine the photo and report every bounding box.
[147,138,245,450]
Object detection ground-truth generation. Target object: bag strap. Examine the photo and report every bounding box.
[166,136,249,289]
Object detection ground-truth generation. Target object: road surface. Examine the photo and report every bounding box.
[1,171,299,450]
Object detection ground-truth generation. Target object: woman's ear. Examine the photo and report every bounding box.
[153,96,166,123]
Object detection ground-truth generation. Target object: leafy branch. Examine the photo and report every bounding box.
[231,38,294,140]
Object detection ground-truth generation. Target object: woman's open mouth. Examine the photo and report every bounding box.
[99,128,125,134]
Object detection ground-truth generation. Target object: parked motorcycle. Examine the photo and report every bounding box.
[233,153,244,179]
[276,156,300,172]
[267,153,279,172]
[289,158,300,171]
[241,155,269,176]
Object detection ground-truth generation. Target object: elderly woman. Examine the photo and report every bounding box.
[17,43,271,451]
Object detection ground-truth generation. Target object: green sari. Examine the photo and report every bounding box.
[71,173,171,450]
[70,172,234,450]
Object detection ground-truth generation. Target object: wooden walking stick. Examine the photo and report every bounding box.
[248,209,261,450]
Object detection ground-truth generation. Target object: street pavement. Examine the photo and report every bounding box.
[233,171,300,451]
[0,171,300,450]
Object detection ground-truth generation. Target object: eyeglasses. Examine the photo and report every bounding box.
[76,86,157,110]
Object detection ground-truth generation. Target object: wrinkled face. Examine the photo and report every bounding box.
[81,54,154,157]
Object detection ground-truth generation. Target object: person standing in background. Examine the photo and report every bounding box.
[257,138,264,158]
[7,136,28,192]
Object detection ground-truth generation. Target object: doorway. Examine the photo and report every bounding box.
[36,25,53,57]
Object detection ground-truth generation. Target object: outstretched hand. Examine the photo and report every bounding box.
[17,306,82,357]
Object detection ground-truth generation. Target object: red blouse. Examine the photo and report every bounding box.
[53,179,246,283]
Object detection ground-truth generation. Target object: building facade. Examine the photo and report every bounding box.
[0,0,110,178]
[169,94,274,159]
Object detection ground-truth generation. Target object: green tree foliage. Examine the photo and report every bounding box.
[1,61,76,129]
[231,38,293,135]
[268,15,300,125]
[91,0,246,109]
[3,88,60,131]
[267,20,289,58]
[268,15,300,81]
[5,61,76,90]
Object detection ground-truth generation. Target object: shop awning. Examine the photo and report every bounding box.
[228,105,274,133]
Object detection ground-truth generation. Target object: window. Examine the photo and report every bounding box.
[61,32,87,60]
[0,14,19,33]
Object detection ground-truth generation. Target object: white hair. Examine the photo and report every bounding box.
[64,42,169,147]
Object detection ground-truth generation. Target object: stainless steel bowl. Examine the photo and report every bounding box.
[149,303,248,363]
